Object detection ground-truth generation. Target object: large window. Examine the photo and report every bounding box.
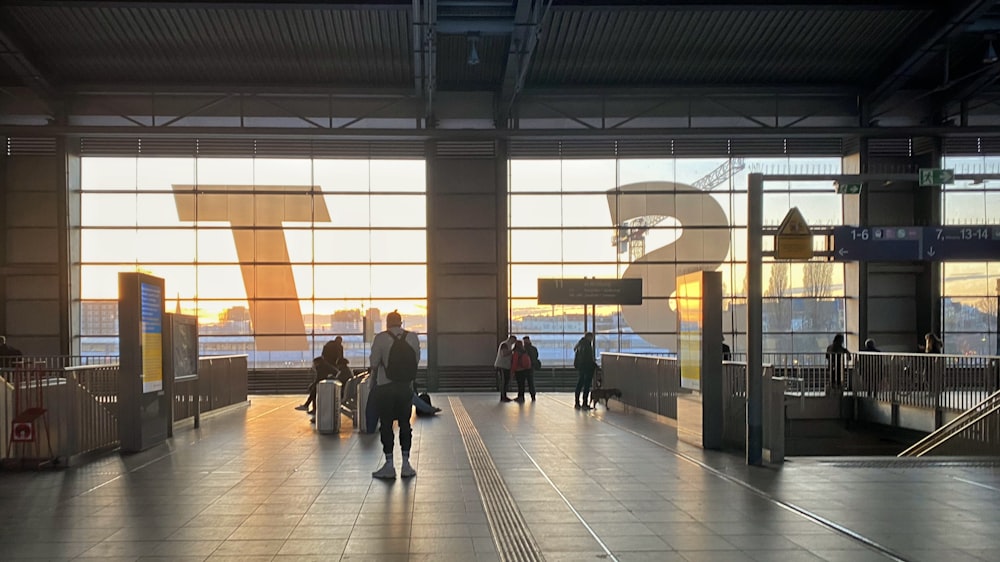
[509,157,847,366]
[941,155,1000,355]
[76,156,427,368]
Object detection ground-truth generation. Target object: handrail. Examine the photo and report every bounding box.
[898,388,1000,457]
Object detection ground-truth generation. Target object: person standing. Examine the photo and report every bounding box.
[573,332,597,410]
[0,336,22,368]
[923,332,943,354]
[0,336,22,357]
[522,336,540,401]
[511,339,532,402]
[370,310,420,480]
[826,334,851,388]
[494,335,516,402]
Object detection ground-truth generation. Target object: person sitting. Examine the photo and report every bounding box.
[863,339,880,352]
[297,355,338,414]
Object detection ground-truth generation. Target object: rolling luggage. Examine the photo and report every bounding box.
[315,379,341,434]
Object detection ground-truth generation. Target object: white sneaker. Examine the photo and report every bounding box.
[400,462,416,478]
[372,463,396,479]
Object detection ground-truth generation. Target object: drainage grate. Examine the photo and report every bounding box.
[450,398,543,562]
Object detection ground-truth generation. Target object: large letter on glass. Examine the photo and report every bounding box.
[174,185,330,351]
[609,182,730,350]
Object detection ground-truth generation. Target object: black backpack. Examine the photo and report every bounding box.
[573,340,592,369]
[384,330,417,382]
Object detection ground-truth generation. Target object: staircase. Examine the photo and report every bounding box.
[899,389,1000,457]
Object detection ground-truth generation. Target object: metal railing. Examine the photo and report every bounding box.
[853,352,1000,412]
[198,355,249,414]
[1,354,248,467]
[1,363,120,465]
[731,352,846,394]
[899,389,1000,457]
[600,353,682,420]
[721,362,780,454]
[0,355,118,369]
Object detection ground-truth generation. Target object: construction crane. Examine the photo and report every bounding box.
[613,157,745,261]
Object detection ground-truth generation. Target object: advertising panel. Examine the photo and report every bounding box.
[677,271,703,391]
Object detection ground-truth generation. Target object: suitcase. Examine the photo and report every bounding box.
[357,374,377,434]
[315,379,341,434]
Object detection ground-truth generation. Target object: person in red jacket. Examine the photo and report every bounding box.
[511,339,532,403]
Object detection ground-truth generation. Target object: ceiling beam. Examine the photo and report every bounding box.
[2,1,411,10]
[550,0,939,10]
[412,0,437,126]
[3,123,1000,140]
[499,0,550,127]
[867,0,995,110]
[0,0,935,6]
[0,18,58,114]
[936,54,1000,110]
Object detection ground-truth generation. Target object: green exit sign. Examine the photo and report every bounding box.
[918,168,955,186]
[836,182,863,194]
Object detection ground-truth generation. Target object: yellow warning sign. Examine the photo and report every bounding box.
[775,207,813,259]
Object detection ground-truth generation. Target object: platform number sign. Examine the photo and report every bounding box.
[12,421,34,442]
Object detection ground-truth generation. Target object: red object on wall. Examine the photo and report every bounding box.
[11,421,34,442]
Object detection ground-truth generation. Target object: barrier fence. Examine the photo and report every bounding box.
[853,351,1000,412]
[1,355,248,468]
[600,353,682,420]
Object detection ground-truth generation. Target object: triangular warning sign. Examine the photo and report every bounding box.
[777,207,810,236]
[775,207,813,259]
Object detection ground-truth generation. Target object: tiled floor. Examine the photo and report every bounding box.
[1,393,999,561]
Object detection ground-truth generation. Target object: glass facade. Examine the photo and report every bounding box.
[74,151,1000,367]
[76,156,427,368]
[508,157,848,366]
[940,155,1000,355]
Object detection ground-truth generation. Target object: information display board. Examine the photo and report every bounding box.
[923,226,1000,260]
[832,226,923,261]
[833,225,1000,262]
[140,281,163,393]
[118,272,168,452]
[537,278,642,305]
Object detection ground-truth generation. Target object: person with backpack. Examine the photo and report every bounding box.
[573,332,597,410]
[370,310,420,479]
[511,339,532,402]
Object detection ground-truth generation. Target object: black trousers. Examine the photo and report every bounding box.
[497,368,511,399]
[375,381,413,456]
[515,369,536,399]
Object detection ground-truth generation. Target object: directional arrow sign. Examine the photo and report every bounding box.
[918,168,955,186]
[835,182,863,194]
[832,226,923,261]
[922,226,1000,260]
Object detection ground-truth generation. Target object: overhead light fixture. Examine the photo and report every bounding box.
[984,38,998,64]
[467,33,480,66]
